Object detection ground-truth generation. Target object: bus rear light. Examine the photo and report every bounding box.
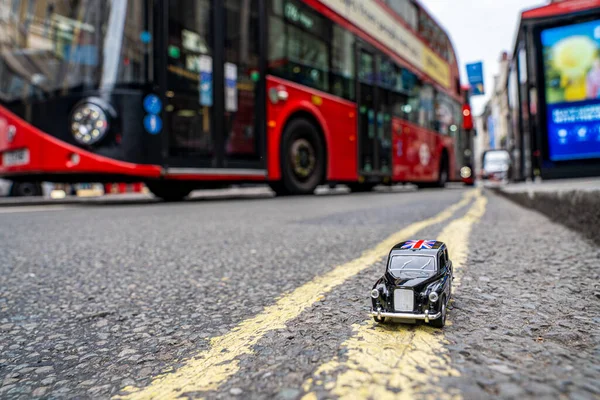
[462,104,473,130]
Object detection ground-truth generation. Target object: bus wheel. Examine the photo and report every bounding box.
[348,183,375,193]
[146,182,192,202]
[10,182,42,197]
[437,156,449,188]
[268,181,290,196]
[281,118,325,195]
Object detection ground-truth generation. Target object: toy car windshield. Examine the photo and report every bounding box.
[388,254,436,279]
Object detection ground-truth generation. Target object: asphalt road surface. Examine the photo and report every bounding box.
[1,187,599,400]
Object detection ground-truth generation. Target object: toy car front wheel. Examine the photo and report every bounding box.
[430,298,446,328]
[373,316,386,324]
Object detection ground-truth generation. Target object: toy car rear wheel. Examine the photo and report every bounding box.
[373,316,386,324]
[430,297,446,328]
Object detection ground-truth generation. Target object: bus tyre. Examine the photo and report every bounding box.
[280,118,325,195]
[146,182,192,202]
[348,183,375,193]
[437,156,449,188]
[10,182,42,197]
[268,181,290,196]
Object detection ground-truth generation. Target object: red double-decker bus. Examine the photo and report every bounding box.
[0,0,471,201]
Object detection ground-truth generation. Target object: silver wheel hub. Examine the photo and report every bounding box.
[290,139,316,179]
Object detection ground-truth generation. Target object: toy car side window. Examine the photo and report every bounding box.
[439,251,447,268]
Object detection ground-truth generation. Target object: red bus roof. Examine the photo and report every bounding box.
[522,0,600,20]
[311,0,462,99]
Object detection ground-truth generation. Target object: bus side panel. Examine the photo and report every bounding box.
[0,108,43,173]
[392,118,437,182]
[0,105,161,179]
[266,76,358,182]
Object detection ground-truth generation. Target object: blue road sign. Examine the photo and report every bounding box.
[466,62,485,95]
[144,114,162,135]
[140,31,152,44]
[143,94,162,115]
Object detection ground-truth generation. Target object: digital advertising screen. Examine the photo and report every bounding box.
[541,19,600,162]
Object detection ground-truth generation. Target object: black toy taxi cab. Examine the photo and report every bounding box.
[370,240,453,328]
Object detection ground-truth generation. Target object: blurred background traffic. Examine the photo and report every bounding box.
[1,0,598,201]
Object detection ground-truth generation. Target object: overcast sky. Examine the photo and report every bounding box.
[420,0,545,115]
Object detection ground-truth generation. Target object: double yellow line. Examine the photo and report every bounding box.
[115,189,486,400]
[301,192,488,400]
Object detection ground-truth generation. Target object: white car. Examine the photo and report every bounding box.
[481,150,511,183]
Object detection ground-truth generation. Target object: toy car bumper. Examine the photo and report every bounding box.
[371,309,441,323]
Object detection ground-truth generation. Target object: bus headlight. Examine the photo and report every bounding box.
[460,166,472,179]
[70,102,109,145]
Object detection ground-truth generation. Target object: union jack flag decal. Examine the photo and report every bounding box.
[401,240,436,249]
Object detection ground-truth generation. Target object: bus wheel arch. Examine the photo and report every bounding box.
[274,112,328,195]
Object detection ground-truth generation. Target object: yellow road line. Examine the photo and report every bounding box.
[300,192,488,400]
[115,190,479,400]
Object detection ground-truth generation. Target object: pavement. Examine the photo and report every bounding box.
[496,177,600,193]
[0,186,599,400]
[491,177,600,246]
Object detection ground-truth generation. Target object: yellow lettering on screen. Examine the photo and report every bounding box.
[422,47,451,89]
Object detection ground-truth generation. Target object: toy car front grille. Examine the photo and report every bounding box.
[393,289,414,312]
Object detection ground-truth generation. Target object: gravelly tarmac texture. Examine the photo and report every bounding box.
[442,193,600,400]
[0,188,462,399]
[1,188,599,400]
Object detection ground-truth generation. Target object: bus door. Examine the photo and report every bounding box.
[356,44,392,178]
[162,0,265,171]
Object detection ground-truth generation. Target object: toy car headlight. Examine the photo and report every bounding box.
[429,292,439,303]
[70,102,109,145]
[370,289,380,299]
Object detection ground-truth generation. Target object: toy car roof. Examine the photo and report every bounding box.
[390,240,446,256]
